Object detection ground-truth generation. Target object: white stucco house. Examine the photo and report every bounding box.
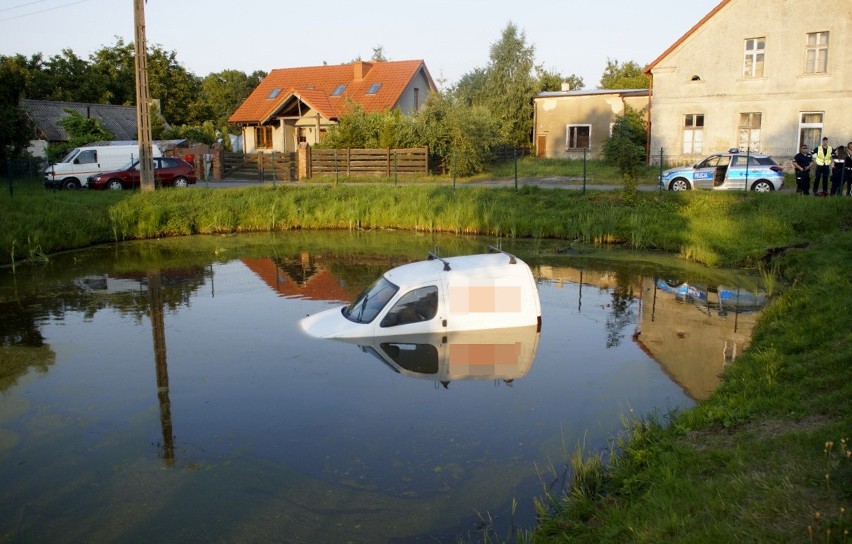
[645,0,851,164]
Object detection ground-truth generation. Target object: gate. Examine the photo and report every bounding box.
[223,152,297,182]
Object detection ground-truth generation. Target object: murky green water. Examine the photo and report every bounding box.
[0,232,767,543]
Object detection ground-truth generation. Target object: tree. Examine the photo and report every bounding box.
[46,109,115,162]
[413,92,501,177]
[535,67,584,92]
[89,38,136,105]
[42,49,105,103]
[482,22,537,146]
[602,106,647,200]
[371,46,388,62]
[0,55,33,160]
[452,67,488,107]
[599,58,648,89]
[198,69,265,127]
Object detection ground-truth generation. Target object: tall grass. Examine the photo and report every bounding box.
[2,182,850,270]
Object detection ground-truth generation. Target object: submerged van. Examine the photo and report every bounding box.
[44,144,163,190]
[300,249,542,339]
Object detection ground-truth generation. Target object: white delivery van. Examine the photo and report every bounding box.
[44,144,163,190]
[300,248,542,340]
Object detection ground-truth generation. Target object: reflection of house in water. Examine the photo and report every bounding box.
[242,254,406,302]
[635,280,765,400]
[533,265,766,401]
[242,256,351,302]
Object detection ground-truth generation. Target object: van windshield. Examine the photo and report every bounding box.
[343,277,399,324]
[59,149,78,163]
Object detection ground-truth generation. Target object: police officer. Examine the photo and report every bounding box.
[830,144,847,196]
[793,144,812,195]
[845,142,852,196]
[812,137,832,195]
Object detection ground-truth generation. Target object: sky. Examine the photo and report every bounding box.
[0,0,722,88]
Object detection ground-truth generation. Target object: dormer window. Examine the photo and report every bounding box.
[366,83,382,95]
[331,84,346,96]
[267,88,282,99]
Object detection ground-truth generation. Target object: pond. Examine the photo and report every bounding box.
[0,232,768,543]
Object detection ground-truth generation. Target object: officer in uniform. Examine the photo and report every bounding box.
[812,137,833,195]
[793,144,812,194]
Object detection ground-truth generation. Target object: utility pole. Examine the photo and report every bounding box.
[134,0,155,191]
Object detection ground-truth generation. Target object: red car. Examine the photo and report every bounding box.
[86,157,197,190]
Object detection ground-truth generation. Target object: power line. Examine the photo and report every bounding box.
[0,0,51,12]
[0,0,96,21]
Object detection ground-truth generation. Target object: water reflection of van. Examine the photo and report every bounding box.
[343,326,540,384]
[44,143,163,190]
[300,250,542,339]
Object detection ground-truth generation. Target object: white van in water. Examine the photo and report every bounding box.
[300,249,542,339]
[44,144,163,190]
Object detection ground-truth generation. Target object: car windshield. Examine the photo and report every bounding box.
[343,276,399,324]
[120,160,139,170]
[695,156,721,168]
[58,149,78,163]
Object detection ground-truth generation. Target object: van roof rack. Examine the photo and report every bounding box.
[488,245,517,264]
[427,252,451,271]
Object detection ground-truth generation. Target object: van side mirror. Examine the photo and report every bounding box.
[73,158,80,164]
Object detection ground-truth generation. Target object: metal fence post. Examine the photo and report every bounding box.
[513,147,518,190]
[394,150,398,186]
[659,147,664,193]
[452,151,456,189]
[582,147,587,194]
[745,147,750,193]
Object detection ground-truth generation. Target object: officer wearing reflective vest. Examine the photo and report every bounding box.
[813,137,833,195]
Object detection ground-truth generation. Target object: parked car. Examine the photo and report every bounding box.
[659,149,784,192]
[44,143,163,190]
[86,157,196,190]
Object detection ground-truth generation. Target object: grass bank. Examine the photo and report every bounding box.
[1,181,850,542]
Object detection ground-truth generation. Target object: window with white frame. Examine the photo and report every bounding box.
[738,113,761,151]
[805,32,829,73]
[566,125,590,149]
[682,114,704,154]
[798,112,823,150]
[743,38,765,78]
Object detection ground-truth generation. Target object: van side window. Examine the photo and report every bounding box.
[380,286,439,327]
[75,150,97,164]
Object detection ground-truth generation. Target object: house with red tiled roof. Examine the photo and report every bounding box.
[229,60,437,154]
[644,0,851,165]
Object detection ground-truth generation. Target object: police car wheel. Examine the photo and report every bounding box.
[751,181,773,192]
[670,179,690,191]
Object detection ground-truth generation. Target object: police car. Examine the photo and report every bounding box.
[659,149,784,192]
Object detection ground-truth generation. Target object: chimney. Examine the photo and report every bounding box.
[354,61,373,81]
[561,82,572,92]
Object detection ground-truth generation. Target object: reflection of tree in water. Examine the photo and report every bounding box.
[605,285,637,348]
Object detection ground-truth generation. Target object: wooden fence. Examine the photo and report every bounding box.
[309,147,428,178]
[223,152,297,181]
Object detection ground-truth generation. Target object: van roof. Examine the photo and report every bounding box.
[384,252,529,288]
